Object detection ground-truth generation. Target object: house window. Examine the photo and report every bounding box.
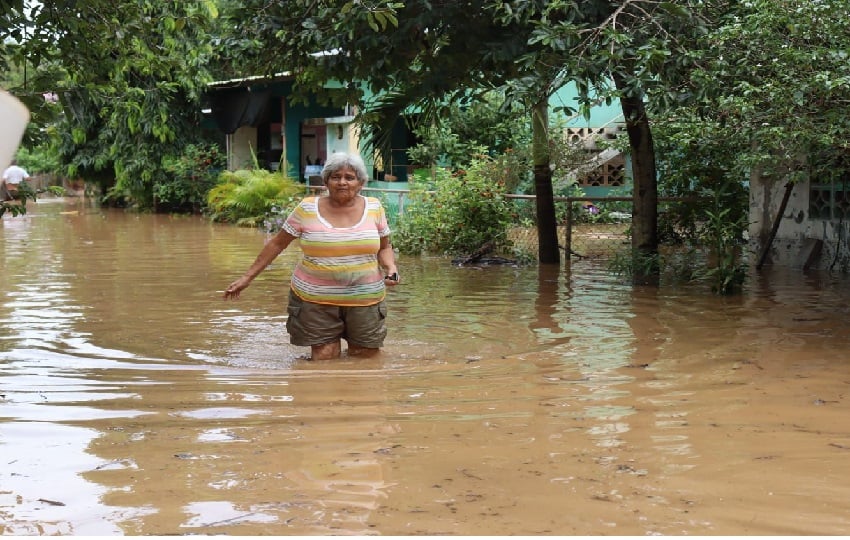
[810,176,850,220]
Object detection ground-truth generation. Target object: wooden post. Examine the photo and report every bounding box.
[564,199,573,262]
[756,182,794,270]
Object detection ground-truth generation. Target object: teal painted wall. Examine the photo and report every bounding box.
[550,82,624,128]
[264,81,346,179]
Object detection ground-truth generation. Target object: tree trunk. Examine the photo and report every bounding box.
[532,100,559,264]
[615,75,658,285]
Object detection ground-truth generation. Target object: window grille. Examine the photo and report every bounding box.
[810,175,850,220]
[578,154,626,187]
[564,127,625,188]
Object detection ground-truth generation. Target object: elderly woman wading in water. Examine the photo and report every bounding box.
[223,152,400,360]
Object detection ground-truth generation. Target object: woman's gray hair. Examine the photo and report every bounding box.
[321,152,369,184]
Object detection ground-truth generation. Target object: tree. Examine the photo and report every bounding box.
[225,0,570,262]
[632,0,850,274]
[1,0,219,208]
[687,0,850,246]
[406,90,532,175]
[230,1,716,272]
[513,0,709,282]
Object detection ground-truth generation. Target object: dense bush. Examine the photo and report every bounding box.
[652,117,749,294]
[156,143,225,213]
[393,158,516,257]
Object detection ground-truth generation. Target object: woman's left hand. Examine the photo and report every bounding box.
[383,272,400,287]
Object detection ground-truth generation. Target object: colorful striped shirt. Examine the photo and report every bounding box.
[282,195,391,306]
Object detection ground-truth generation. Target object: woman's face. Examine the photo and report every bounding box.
[325,166,362,203]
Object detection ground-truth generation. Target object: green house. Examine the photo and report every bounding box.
[203,76,629,194]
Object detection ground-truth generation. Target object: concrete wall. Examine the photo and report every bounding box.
[227,126,258,171]
[749,176,850,271]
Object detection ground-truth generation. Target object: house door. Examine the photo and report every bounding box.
[300,124,327,180]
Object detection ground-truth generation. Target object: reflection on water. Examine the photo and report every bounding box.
[1,200,849,535]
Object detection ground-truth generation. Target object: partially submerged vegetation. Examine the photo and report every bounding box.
[206,168,303,228]
[4,0,847,295]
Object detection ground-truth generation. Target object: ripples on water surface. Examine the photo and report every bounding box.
[1,200,849,535]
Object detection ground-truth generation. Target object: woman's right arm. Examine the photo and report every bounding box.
[223,229,297,299]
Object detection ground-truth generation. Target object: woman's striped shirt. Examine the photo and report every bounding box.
[282,195,391,306]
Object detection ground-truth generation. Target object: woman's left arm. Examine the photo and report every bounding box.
[378,236,399,285]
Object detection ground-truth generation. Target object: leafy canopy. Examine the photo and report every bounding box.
[2,0,220,208]
[684,0,850,181]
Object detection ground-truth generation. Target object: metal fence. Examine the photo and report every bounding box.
[501,194,633,261]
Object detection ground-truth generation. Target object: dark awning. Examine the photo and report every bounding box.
[208,88,272,134]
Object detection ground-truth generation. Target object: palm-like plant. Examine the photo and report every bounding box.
[206,168,303,227]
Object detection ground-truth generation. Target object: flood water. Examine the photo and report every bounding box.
[1,197,849,536]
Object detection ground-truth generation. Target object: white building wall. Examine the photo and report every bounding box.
[227,126,258,170]
[749,177,850,270]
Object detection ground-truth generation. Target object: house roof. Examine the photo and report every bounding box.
[207,72,294,90]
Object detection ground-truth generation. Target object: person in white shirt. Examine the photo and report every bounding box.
[2,160,29,200]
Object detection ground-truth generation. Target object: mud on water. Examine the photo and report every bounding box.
[1,200,849,535]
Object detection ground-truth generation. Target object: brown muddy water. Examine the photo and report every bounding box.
[1,197,849,536]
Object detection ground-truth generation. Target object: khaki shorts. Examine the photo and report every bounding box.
[286,289,387,348]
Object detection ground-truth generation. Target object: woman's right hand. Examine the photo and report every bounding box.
[223,276,251,300]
